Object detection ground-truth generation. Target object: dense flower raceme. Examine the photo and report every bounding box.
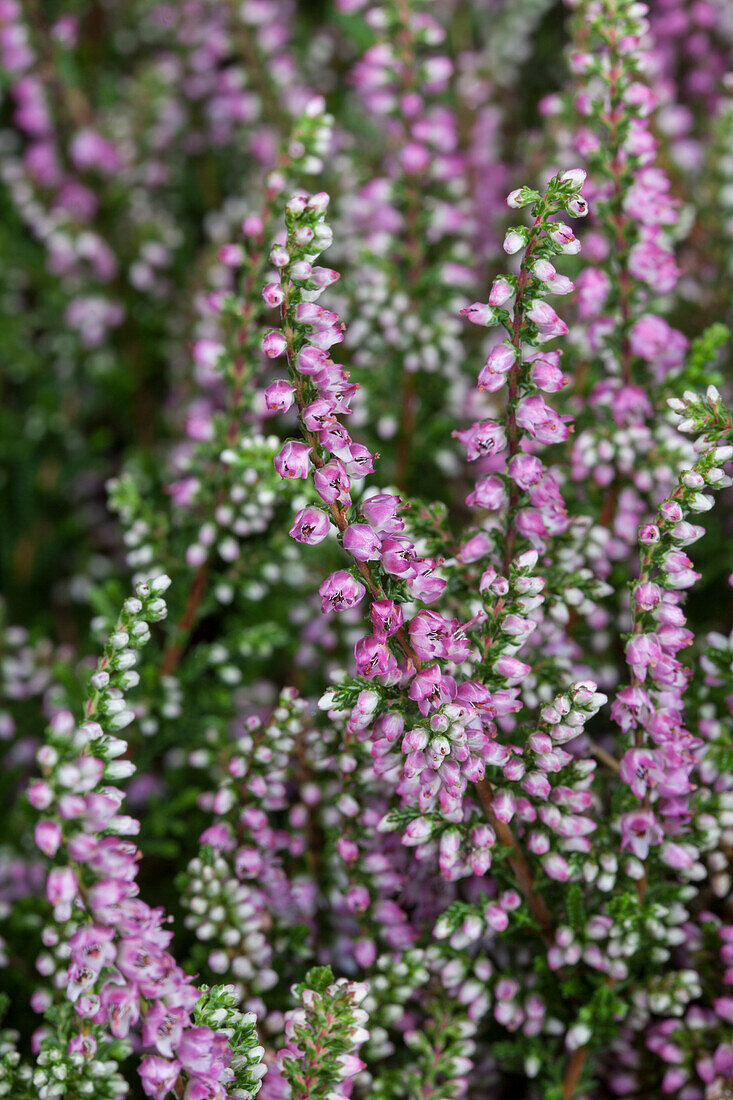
[616,389,733,858]
[335,0,477,488]
[264,179,612,885]
[26,578,266,1100]
[544,0,695,557]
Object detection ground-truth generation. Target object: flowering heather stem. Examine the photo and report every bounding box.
[502,209,545,574]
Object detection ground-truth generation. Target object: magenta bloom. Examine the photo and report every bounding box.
[35,819,62,857]
[515,395,571,444]
[264,379,294,413]
[46,866,78,920]
[370,599,403,639]
[409,610,470,663]
[139,1055,182,1099]
[142,1004,188,1059]
[343,522,381,561]
[319,570,366,614]
[262,330,288,358]
[625,633,662,681]
[290,506,330,545]
[313,459,351,504]
[454,420,507,460]
[274,441,311,479]
[360,493,404,534]
[354,636,398,679]
[620,809,663,859]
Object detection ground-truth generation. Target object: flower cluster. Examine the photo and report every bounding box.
[269,967,369,1099]
[616,388,733,862]
[27,578,264,1100]
[3,3,733,1100]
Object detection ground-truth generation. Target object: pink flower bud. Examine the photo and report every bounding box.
[262,330,287,358]
[35,820,62,857]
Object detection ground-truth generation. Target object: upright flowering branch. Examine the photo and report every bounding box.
[458,170,585,577]
[28,578,266,1100]
[338,0,475,490]
[266,189,445,678]
[549,0,691,551]
[614,388,733,883]
[265,184,600,957]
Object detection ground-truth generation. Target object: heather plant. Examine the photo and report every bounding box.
[1,3,732,1100]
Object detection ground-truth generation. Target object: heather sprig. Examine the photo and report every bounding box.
[275,966,369,1100]
[27,577,268,1100]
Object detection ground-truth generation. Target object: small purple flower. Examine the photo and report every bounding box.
[274,441,311,480]
[313,459,351,505]
[139,1055,182,1100]
[343,523,382,561]
[370,599,403,639]
[264,379,294,414]
[290,507,330,545]
[620,809,663,859]
[354,637,398,679]
[319,571,366,614]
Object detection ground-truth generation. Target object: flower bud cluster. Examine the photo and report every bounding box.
[615,389,733,861]
[182,690,310,1003]
[456,172,587,571]
[272,967,369,1099]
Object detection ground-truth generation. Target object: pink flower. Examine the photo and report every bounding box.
[343,523,382,561]
[380,537,418,576]
[516,396,571,444]
[313,460,351,505]
[319,571,366,614]
[526,350,567,392]
[477,344,516,390]
[46,867,78,921]
[409,610,470,663]
[274,441,311,479]
[625,634,662,681]
[290,507,330,545]
[142,1004,189,1060]
[139,1055,182,1099]
[354,637,398,679]
[360,493,404,534]
[454,420,507,460]
[370,600,403,639]
[34,819,61,857]
[619,748,657,798]
[508,453,544,489]
[542,853,570,881]
[466,476,506,510]
[574,267,610,319]
[264,380,294,413]
[460,302,497,326]
[620,809,664,859]
[628,238,678,294]
[101,981,141,1039]
[629,314,688,377]
[262,330,288,358]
